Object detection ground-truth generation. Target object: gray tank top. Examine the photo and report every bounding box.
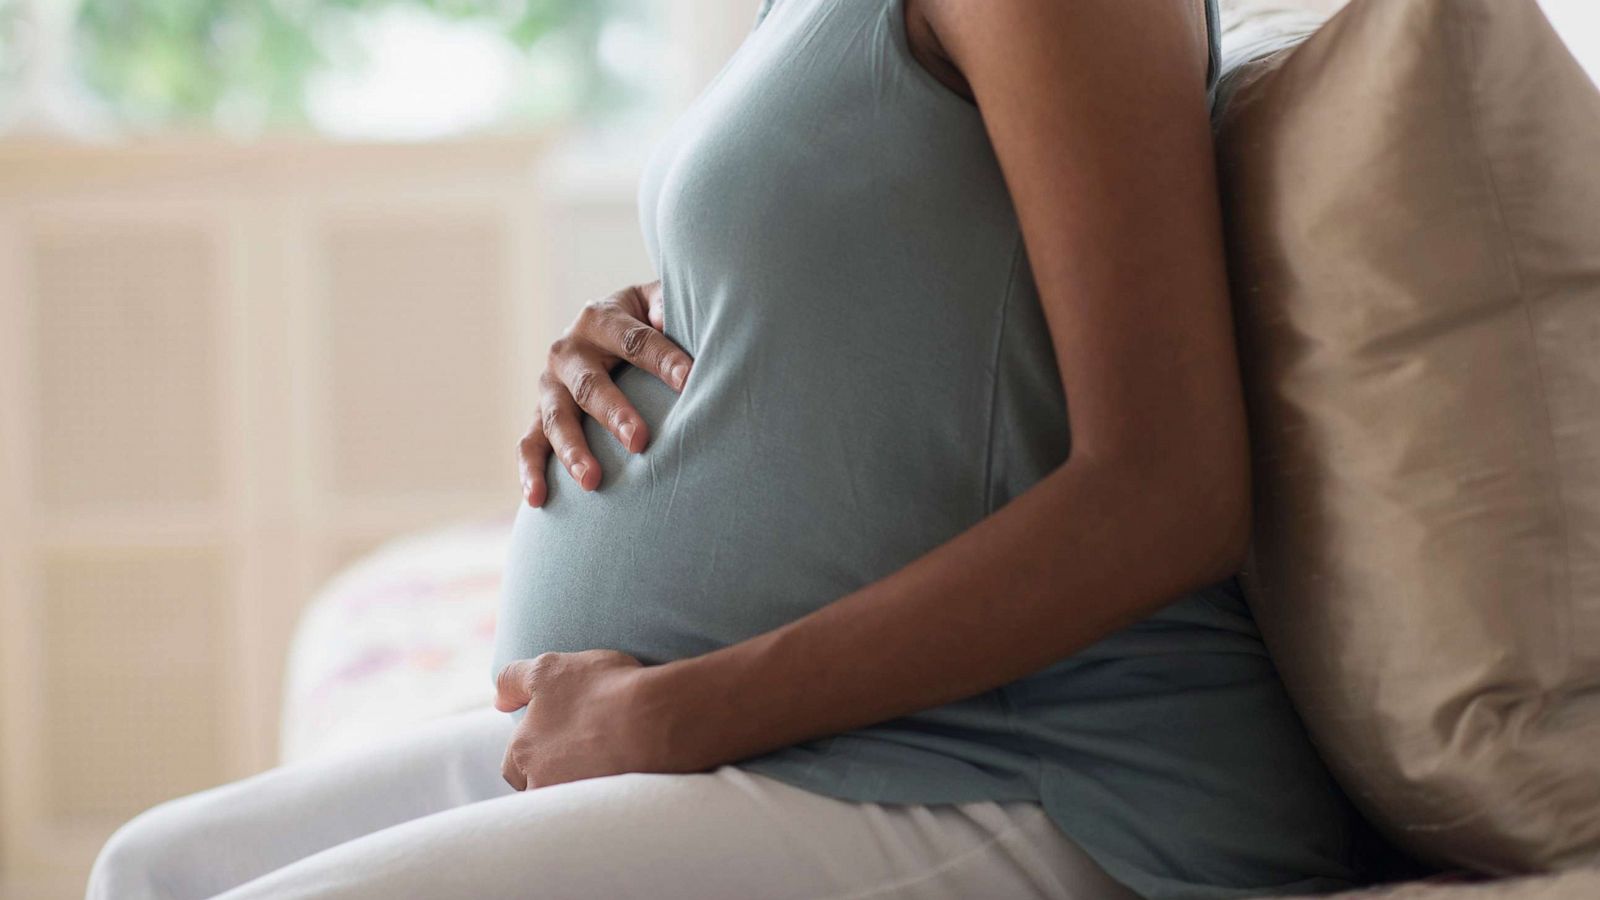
[494,1,1359,896]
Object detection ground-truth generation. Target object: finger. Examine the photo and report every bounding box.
[589,301,693,393]
[517,418,551,507]
[501,746,527,792]
[644,281,666,332]
[538,372,602,491]
[556,357,650,454]
[494,661,532,712]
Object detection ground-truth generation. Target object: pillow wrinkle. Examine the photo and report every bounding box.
[1213,0,1600,875]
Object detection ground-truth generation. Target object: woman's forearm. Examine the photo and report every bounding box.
[637,449,1249,772]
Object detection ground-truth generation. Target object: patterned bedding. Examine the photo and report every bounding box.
[279,516,512,763]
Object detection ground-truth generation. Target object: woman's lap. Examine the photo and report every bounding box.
[88,708,1133,900]
[88,707,516,899]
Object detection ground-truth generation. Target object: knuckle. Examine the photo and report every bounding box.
[570,370,602,408]
[530,651,562,681]
[579,297,626,334]
[620,323,654,358]
[574,302,603,330]
[546,336,574,363]
[539,404,563,434]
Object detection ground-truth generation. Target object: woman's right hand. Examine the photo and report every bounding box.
[518,280,693,507]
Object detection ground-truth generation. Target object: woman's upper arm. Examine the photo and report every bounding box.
[924,0,1246,491]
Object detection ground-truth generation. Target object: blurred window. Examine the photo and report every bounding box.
[0,0,664,139]
[2,1,1592,140]
[1541,0,1600,85]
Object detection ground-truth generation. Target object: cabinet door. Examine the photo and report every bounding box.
[1,208,240,894]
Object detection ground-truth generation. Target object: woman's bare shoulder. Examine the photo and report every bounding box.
[913,0,1210,100]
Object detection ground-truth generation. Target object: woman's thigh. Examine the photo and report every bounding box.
[212,763,1137,900]
[88,707,515,900]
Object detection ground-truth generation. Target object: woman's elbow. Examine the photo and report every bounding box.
[1184,434,1253,584]
[1109,426,1252,587]
[1206,471,1252,583]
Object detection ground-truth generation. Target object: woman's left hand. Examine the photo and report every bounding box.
[495,650,692,791]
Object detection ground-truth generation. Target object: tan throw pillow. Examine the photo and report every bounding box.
[1213,0,1600,875]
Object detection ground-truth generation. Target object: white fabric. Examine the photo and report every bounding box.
[88,708,1138,900]
[279,519,509,764]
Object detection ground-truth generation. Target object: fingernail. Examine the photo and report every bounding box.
[671,363,689,390]
[571,462,588,484]
[619,421,637,449]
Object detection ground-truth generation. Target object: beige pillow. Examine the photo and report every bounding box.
[1213,0,1600,875]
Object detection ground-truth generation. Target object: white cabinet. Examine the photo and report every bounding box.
[0,135,653,896]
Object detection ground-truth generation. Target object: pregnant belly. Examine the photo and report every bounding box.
[490,358,992,676]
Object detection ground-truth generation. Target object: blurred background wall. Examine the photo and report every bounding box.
[0,0,1594,897]
[0,1,755,896]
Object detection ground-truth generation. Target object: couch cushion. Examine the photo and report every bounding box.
[1213,0,1600,874]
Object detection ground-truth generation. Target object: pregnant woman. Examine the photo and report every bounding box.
[90,1,1362,897]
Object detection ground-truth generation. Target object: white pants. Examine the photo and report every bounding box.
[87,708,1137,900]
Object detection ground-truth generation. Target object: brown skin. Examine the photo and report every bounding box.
[500,0,1245,792]
[516,279,691,504]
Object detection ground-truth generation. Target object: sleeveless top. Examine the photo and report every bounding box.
[493,1,1361,896]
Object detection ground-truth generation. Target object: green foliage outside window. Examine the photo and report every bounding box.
[71,0,634,131]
